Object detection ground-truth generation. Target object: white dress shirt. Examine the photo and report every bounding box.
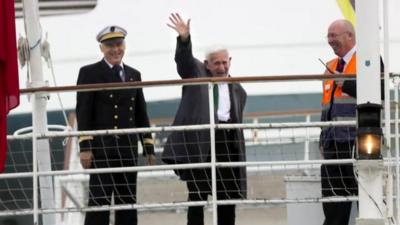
[217,83,231,122]
[342,46,356,70]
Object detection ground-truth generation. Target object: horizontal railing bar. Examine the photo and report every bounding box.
[152,109,323,124]
[20,74,358,94]
[8,158,400,180]
[7,121,355,140]
[56,165,319,182]
[20,73,399,95]
[10,117,399,140]
[0,196,359,216]
[20,158,399,179]
[0,158,365,179]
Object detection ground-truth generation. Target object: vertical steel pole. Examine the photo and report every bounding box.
[395,81,400,221]
[22,1,55,224]
[382,0,394,220]
[355,0,384,223]
[304,115,310,175]
[31,98,39,225]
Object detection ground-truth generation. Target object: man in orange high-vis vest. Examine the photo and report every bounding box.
[320,19,358,225]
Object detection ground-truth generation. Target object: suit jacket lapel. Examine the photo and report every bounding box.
[123,64,134,82]
[228,84,239,123]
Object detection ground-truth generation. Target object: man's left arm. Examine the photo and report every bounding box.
[342,57,385,99]
[134,73,156,165]
[239,84,247,115]
[76,67,96,168]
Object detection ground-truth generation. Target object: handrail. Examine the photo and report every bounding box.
[20,73,399,95]
[151,109,322,124]
[20,74,357,94]
[7,120,355,140]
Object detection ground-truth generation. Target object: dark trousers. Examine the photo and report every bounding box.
[321,141,357,225]
[84,159,137,225]
[186,129,242,225]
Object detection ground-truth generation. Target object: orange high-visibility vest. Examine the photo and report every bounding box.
[321,54,356,108]
[320,54,357,144]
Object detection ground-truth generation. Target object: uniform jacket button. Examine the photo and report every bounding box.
[114,115,118,119]
[109,94,113,98]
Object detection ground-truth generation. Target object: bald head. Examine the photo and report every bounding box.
[329,19,355,36]
[327,19,356,57]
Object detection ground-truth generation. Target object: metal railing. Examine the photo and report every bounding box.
[5,74,400,225]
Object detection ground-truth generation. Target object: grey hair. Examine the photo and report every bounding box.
[204,45,229,61]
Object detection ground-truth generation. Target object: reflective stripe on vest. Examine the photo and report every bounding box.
[333,97,356,104]
[333,116,355,121]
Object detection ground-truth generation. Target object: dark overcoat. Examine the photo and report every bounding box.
[162,37,247,196]
[76,59,154,162]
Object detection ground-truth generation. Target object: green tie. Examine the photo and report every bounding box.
[213,84,219,110]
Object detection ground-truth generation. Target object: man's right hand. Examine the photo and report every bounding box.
[80,151,93,169]
[167,13,190,42]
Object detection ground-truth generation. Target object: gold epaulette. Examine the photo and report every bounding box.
[78,136,94,143]
[143,138,155,145]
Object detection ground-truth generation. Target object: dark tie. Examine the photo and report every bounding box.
[213,84,219,110]
[112,65,124,81]
[336,58,346,73]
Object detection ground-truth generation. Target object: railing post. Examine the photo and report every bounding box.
[395,78,400,220]
[208,82,218,225]
[22,0,56,224]
[383,0,393,219]
[304,114,311,175]
[32,97,39,225]
[252,118,259,144]
[355,0,385,224]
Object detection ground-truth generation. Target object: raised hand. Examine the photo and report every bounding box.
[167,13,191,41]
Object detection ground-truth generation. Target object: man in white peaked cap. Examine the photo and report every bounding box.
[76,25,156,225]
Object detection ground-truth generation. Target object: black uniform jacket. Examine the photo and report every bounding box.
[161,36,247,196]
[76,59,154,161]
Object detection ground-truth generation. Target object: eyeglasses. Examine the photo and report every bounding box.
[326,32,348,39]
